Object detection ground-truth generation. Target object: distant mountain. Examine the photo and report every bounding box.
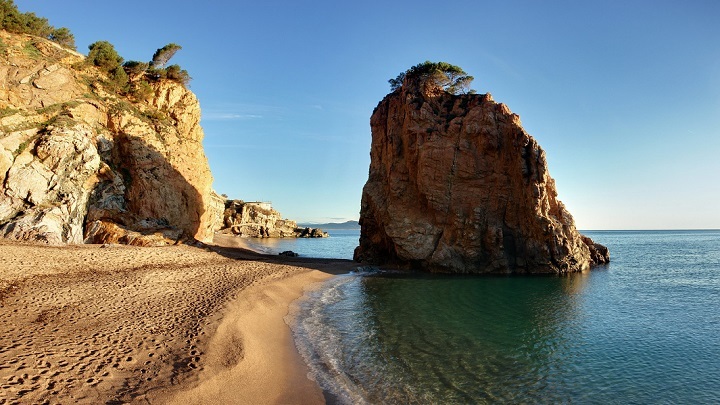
[300,220,360,230]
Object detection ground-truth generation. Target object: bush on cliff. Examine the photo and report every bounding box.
[123,61,149,78]
[124,44,190,87]
[48,27,75,49]
[87,40,129,91]
[87,41,123,72]
[389,61,475,95]
[1,0,75,49]
[150,43,181,69]
[164,64,191,86]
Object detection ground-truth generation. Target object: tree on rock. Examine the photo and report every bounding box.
[87,41,123,72]
[87,41,128,91]
[150,43,181,69]
[165,64,191,86]
[389,61,475,95]
[123,60,149,77]
[1,1,75,49]
[49,27,75,50]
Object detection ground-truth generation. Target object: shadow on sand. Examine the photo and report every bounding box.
[209,234,360,275]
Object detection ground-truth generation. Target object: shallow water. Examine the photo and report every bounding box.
[239,229,359,259]
[290,230,720,404]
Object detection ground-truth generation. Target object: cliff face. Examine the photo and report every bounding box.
[0,31,220,245]
[355,79,609,273]
[220,200,328,238]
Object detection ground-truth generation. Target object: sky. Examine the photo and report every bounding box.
[16,0,720,229]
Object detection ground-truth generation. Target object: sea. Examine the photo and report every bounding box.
[239,228,361,259]
[268,230,720,404]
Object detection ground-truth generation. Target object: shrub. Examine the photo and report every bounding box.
[1,1,75,49]
[129,80,154,101]
[87,41,123,72]
[109,64,129,92]
[0,106,19,117]
[49,27,75,50]
[165,64,191,86]
[150,43,181,69]
[123,60,149,77]
[18,12,52,37]
[146,66,167,81]
[389,61,475,95]
[22,41,42,59]
[86,41,130,92]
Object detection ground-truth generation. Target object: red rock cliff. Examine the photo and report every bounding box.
[354,78,609,273]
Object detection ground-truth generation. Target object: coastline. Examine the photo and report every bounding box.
[0,236,356,404]
[159,269,333,404]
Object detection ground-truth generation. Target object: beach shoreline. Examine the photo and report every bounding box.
[0,236,356,404]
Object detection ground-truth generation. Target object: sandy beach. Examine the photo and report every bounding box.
[0,235,357,404]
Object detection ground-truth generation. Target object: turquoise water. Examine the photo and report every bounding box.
[239,229,359,259]
[289,230,720,404]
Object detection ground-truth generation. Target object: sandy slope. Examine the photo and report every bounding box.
[0,236,356,404]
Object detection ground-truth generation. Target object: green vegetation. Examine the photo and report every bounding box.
[389,61,475,95]
[1,0,76,49]
[3,0,193,136]
[38,102,80,131]
[13,137,33,157]
[84,40,191,98]
[21,40,41,59]
[86,40,129,92]
[48,27,75,49]
[142,43,191,86]
[123,61,149,77]
[150,43,181,68]
[36,101,80,115]
[0,106,18,118]
[129,80,153,101]
[164,64,190,86]
[87,41,123,72]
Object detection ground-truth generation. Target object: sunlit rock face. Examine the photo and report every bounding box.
[354,78,609,273]
[0,32,218,245]
[219,200,329,238]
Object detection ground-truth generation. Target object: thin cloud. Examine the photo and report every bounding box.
[202,102,284,121]
[204,144,273,150]
[202,112,263,121]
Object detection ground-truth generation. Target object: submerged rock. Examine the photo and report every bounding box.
[354,71,609,274]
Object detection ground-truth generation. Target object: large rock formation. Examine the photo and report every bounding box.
[354,74,609,274]
[220,200,328,238]
[0,31,222,245]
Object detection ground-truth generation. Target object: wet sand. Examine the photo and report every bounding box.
[0,235,356,404]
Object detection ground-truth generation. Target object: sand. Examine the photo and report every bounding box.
[0,235,357,404]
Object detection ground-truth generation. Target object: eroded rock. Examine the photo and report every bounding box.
[0,31,218,245]
[354,77,609,274]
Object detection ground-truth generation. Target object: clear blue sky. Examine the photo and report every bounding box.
[17,1,720,229]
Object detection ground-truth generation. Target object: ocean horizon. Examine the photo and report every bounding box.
[283,229,720,404]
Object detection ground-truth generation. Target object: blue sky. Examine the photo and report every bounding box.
[17,1,720,229]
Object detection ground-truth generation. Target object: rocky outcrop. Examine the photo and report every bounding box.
[220,200,328,238]
[354,76,609,274]
[0,31,217,245]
